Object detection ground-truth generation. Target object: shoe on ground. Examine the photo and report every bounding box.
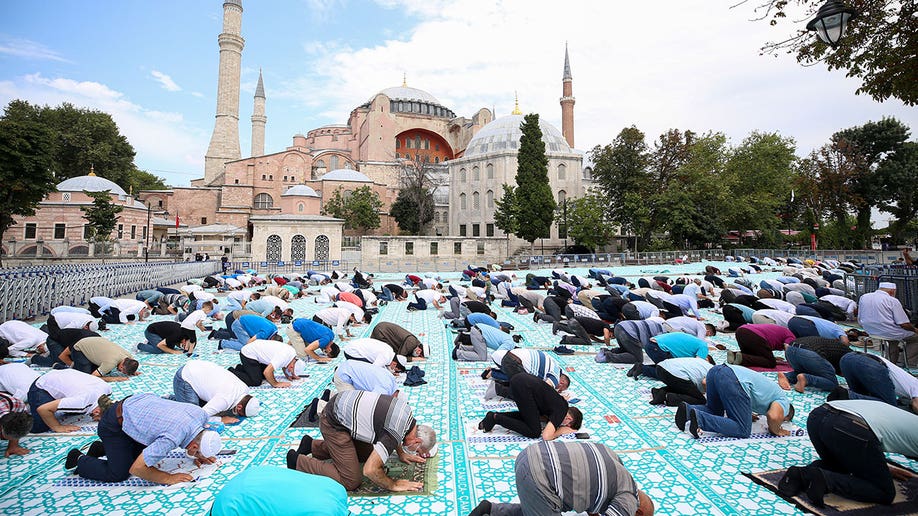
[87,441,106,458]
[726,350,736,364]
[650,387,666,405]
[320,388,331,402]
[805,466,828,508]
[551,322,560,335]
[826,386,849,402]
[469,500,493,516]
[626,363,642,379]
[778,465,809,497]
[306,398,320,422]
[688,409,700,439]
[675,402,688,431]
[553,345,575,355]
[65,449,83,470]
[297,434,313,456]
[478,411,496,432]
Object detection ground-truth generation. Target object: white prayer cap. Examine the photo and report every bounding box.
[878,282,897,290]
[294,359,309,376]
[89,320,99,332]
[198,430,222,458]
[243,396,260,417]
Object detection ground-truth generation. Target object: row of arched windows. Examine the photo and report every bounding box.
[265,234,330,262]
[457,163,568,182]
[458,190,566,210]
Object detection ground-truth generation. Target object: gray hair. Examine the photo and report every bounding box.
[416,424,437,452]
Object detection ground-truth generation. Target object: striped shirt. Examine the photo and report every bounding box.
[0,392,26,419]
[519,441,639,516]
[327,391,415,463]
[512,349,561,387]
[122,393,208,467]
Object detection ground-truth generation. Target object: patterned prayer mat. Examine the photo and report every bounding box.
[350,455,439,497]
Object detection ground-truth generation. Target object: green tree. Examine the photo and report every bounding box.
[513,114,555,251]
[751,0,918,105]
[396,157,442,235]
[321,186,382,235]
[0,100,57,266]
[875,141,918,243]
[81,190,124,256]
[493,184,519,257]
[390,186,433,234]
[557,193,618,251]
[723,131,798,245]
[589,126,651,246]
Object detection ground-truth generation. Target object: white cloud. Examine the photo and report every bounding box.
[273,0,915,157]
[0,37,71,62]
[150,70,181,92]
[0,73,205,184]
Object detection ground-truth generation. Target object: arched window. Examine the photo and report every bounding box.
[254,193,274,209]
[291,235,307,261]
[297,202,305,212]
[472,166,480,181]
[472,191,480,210]
[486,163,494,179]
[395,139,401,149]
[315,235,330,261]
[343,189,354,200]
[558,190,567,204]
[330,155,339,170]
[459,168,467,182]
[558,164,566,180]
[344,161,352,169]
[415,136,421,149]
[460,193,467,210]
[266,234,282,261]
[486,190,494,208]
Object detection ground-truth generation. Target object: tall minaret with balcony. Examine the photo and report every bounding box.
[560,43,575,148]
[250,69,266,157]
[204,0,244,185]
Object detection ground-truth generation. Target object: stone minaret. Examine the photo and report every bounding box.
[204,0,244,185]
[251,69,266,157]
[560,43,575,148]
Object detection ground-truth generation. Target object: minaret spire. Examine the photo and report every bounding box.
[204,0,245,185]
[251,68,267,157]
[560,42,575,148]
[511,91,522,115]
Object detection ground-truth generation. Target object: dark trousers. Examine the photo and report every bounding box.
[70,347,96,375]
[605,326,644,364]
[30,338,65,367]
[407,297,428,311]
[657,367,706,405]
[536,297,563,323]
[517,296,536,312]
[493,376,547,438]
[785,345,838,391]
[101,307,122,324]
[788,317,819,339]
[840,353,897,406]
[807,404,896,504]
[689,365,752,438]
[27,381,56,433]
[558,319,592,346]
[722,305,748,331]
[494,353,527,399]
[735,326,777,368]
[76,403,145,482]
[229,354,265,387]
[641,340,673,378]
[661,301,683,319]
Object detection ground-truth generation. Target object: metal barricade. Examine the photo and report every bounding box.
[845,267,918,311]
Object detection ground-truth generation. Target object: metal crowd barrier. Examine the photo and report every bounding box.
[845,266,918,311]
[0,261,221,321]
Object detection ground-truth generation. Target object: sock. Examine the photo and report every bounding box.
[468,500,493,516]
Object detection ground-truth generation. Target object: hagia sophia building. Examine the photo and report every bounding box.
[3,0,592,263]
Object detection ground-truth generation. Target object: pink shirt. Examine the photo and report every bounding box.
[742,324,796,350]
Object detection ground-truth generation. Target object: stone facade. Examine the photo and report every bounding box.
[249,214,344,262]
[358,236,508,272]
[204,0,244,185]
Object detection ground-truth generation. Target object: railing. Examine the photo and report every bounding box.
[731,248,906,265]
[0,261,221,321]
[845,265,918,311]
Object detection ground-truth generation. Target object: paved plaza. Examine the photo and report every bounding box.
[0,262,914,516]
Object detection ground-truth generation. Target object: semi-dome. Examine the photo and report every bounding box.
[282,184,320,197]
[57,175,128,197]
[374,86,441,105]
[463,114,571,158]
[320,169,372,183]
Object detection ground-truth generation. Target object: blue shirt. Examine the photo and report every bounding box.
[210,466,348,516]
[466,312,499,329]
[669,294,700,319]
[335,360,396,395]
[654,332,708,358]
[292,318,334,349]
[121,393,208,467]
[478,324,515,351]
[795,316,845,339]
[727,303,756,323]
[727,365,790,415]
[244,299,276,317]
[238,315,278,340]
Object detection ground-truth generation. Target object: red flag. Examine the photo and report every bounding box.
[175,214,180,229]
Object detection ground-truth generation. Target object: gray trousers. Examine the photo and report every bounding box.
[456,327,488,361]
[490,449,561,516]
[536,297,564,323]
[605,325,645,364]
[444,297,472,320]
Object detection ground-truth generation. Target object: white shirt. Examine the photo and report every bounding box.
[880,356,918,399]
[752,309,795,327]
[260,295,289,311]
[224,278,242,289]
[193,290,216,303]
[421,278,439,289]
[335,301,364,322]
[316,307,352,336]
[451,284,468,298]
[181,310,208,330]
[359,289,377,307]
[237,274,253,284]
[35,369,111,412]
[334,282,354,293]
[52,312,95,330]
[181,360,249,416]
[343,338,395,368]
[467,286,487,300]
[663,316,707,339]
[858,291,913,340]
[318,286,340,303]
[820,295,857,316]
[227,290,251,303]
[89,297,114,311]
[415,289,443,304]
[111,299,147,322]
[0,362,40,400]
[757,298,797,314]
[181,284,203,294]
[0,321,47,356]
[51,306,91,315]
[241,340,296,370]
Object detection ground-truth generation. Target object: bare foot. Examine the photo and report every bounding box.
[776,373,791,391]
[795,374,807,394]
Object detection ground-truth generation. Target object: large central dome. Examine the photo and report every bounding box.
[373,86,441,105]
[463,114,571,158]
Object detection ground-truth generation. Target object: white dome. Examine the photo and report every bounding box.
[56,175,128,197]
[282,185,320,197]
[321,169,372,183]
[463,114,571,158]
[374,86,441,105]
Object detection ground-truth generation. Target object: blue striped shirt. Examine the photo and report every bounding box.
[121,393,208,467]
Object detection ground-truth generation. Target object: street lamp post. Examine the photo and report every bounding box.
[144,202,151,263]
[806,0,858,48]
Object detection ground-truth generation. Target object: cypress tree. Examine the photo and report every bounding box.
[514,113,555,250]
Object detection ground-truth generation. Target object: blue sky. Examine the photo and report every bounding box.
[1,0,915,204]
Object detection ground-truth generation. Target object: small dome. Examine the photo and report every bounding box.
[321,169,372,183]
[57,175,128,197]
[282,185,320,197]
[463,114,571,158]
[373,86,441,105]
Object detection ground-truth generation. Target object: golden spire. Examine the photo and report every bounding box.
[88,163,96,176]
[402,73,407,87]
[511,91,522,115]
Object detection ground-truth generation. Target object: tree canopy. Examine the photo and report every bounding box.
[390,186,434,235]
[81,190,124,244]
[749,0,918,105]
[321,186,382,235]
[512,114,556,246]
